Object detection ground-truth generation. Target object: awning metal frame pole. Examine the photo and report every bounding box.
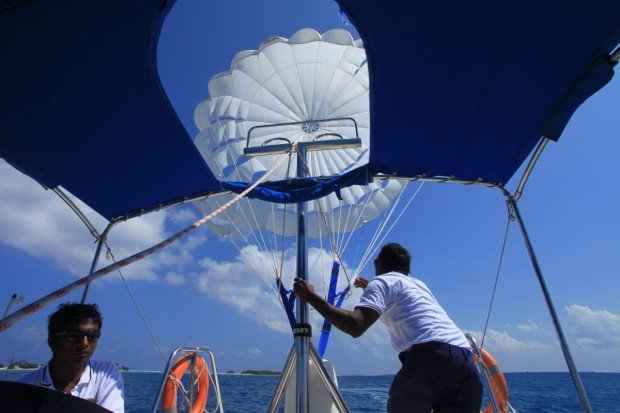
[513,137,549,202]
[53,187,111,303]
[80,221,116,303]
[504,136,593,412]
[508,197,593,413]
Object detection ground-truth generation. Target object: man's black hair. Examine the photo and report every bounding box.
[48,303,103,337]
[377,243,411,274]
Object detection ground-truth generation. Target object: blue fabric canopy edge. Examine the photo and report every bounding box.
[221,166,372,204]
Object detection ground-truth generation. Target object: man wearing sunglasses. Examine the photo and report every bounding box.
[18,303,124,412]
[294,242,482,413]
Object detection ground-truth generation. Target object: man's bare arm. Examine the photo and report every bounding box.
[293,278,380,338]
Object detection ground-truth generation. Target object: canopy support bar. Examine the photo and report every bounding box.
[80,221,116,303]
[508,197,593,413]
[513,137,550,202]
[53,188,100,240]
[610,47,620,63]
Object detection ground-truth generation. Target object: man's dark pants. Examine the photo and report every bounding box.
[387,341,483,413]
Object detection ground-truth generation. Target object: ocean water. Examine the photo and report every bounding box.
[1,370,618,412]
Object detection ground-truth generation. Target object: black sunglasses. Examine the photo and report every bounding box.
[54,330,101,343]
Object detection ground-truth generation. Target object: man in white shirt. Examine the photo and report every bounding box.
[294,242,482,413]
[19,303,124,413]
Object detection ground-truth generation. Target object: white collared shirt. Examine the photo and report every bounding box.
[18,359,124,413]
[357,272,470,352]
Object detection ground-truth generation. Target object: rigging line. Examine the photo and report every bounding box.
[226,235,280,298]
[0,144,292,332]
[308,150,339,256]
[277,151,295,281]
[269,202,280,270]
[356,181,422,278]
[357,181,412,275]
[210,196,276,275]
[359,180,416,269]
[313,192,351,284]
[481,202,514,349]
[358,181,421,275]
[235,197,275,264]
[314,191,336,262]
[340,184,376,255]
[102,241,167,363]
[296,149,339,262]
[213,198,278,279]
[218,144,273,260]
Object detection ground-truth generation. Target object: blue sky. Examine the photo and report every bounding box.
[1,0,619,376]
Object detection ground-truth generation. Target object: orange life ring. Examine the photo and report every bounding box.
[162,352,209,413]
[475,348,509,413]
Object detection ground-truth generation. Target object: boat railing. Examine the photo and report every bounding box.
[151,346,224,413]
[466,333,517,413]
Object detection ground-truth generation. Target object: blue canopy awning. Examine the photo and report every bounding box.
[338,0,620,185]
[1,1,619,217]
[0,0,221,221]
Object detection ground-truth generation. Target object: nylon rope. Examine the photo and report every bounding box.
[354,181,423,281]
[211,197,278,287]
[227,235,280,297]
[298,154,349,284]
[481,202,514,349]
[204,115,279,277]
[277,151,295,281]
[340,183,380,255]
[0,146,292,332]
[102,241,167,363]
[356,181,416,276]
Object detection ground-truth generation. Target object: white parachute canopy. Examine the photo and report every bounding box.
[193,28,405,239]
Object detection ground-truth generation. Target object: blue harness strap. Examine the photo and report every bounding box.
[318,262,346,358]
[277,279,297,329]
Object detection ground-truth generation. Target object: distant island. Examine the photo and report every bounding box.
[1,360,130,371]
[240,370,281,376]
[115,363,130,371]
[0,359,42,369]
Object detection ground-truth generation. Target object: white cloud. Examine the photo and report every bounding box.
[194,245,353,334]
[466,329,552,353]
[565,305,620,351]
[517,319,551,335]
[167,207,199,226]
[164,272,187,285]
[0,160,207,283]
[247,348,263,356]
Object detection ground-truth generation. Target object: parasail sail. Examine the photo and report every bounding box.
[193,28,406,238]
[192,29,416,364]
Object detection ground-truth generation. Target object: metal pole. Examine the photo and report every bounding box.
[80,236,106,303]
[268,345,297,413]
[3,294,18,318]
[80,221,115,303]
[295,144,310,413]
[465,334,500,413]
[508,198,593,413]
